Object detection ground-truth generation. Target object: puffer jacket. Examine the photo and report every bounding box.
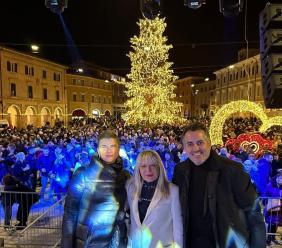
[62,155,130,248]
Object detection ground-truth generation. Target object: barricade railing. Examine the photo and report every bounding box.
[261,196,282,246]
[0,191,65,247]
[16,196,65,248]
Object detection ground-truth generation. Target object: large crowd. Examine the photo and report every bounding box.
[0,116,281,196]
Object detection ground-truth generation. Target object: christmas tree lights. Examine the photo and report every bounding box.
[118,17,183,126]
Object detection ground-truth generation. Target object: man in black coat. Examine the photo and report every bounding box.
[62,130,130,248]
[172,122,266,248]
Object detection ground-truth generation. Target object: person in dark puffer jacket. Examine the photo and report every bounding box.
[62,130,130,248]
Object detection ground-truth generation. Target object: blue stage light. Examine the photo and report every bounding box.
[140,0,162,20]
[45,0,68,14]
[184,0,206,10]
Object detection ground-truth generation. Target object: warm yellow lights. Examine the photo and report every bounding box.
[31,44,39,53]
[209,100,282,145]
[118,17,183,125]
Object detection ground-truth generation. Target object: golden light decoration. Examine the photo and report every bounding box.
[117,17,183,125]
[209,100,282,145]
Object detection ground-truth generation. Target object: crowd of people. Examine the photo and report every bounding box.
[0,115,282,246]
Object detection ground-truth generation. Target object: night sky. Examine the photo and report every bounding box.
[0,0,270,78]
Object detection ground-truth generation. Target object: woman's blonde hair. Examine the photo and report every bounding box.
[130,150,170,199]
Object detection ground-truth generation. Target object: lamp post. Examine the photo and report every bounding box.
[227,65,234,103]
[190,83,199,118]
[31,44,39,54]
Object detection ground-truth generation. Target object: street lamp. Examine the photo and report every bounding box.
[190,83,199,117]
[31,44,39,53]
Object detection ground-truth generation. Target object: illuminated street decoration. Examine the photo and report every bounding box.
[225,133,273,154]
[118,17,183,125]
[209,100,282,145]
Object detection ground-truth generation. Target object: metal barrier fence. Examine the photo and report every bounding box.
[16,197,65,248]
[0,191,65,247]
[261,196,282,246]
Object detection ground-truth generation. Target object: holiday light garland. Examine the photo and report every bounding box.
[117,17,183,125]
[209,100,282,145]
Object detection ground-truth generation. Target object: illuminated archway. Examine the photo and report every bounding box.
[72,108,86,119]
[7,105,21,127]
[209,100,282,145]
[25,106,37,126]
[104,109,111,117]
[54,107,63,120]
[40,107,51,126]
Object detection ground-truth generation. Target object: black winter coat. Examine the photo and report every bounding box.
[172,150,266,248]
[62,155,130,248]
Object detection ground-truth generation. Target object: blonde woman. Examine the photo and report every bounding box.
[126,150,183,248]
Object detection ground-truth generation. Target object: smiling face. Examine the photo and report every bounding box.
[98,138,119,164]
[183,130,211,166]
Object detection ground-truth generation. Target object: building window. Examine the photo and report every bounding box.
[252,66,255,75]
[25,65,28,75]
[73,79,76,85]
[81,94,85,102]
[240,88,244,98]
[56,90,60,101]
[28,86,33,98]
[7,61,11,71]
[257,86,261,97]
[25,65,34,76]
[11,83,16,96]
[53,73,61,81]
[43,88,48,100]
[7,61,17,72]
[73,94,77,102]
[75,79,85,86]
[42,70,47,79]
[249,86,252,97]
[92,95,95,103]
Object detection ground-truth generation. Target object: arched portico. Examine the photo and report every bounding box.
[7,105,21,128]
[40,107,51,126]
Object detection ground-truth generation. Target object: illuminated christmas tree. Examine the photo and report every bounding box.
[120,17,183,126]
